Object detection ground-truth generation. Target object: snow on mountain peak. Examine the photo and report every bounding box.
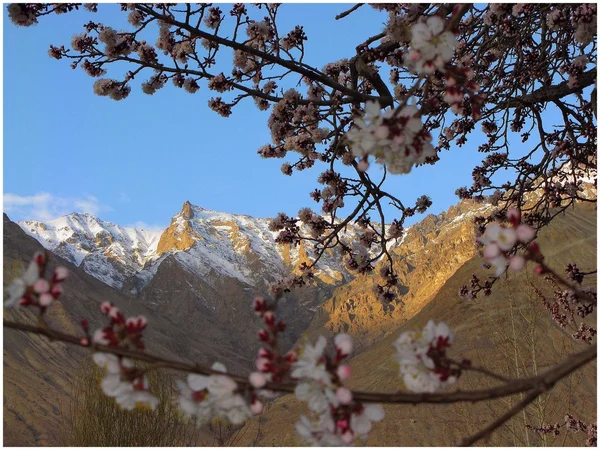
[18,213,163,288]
[16,199,497,294]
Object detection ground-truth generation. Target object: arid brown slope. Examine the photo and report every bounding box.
[306,200,491,351]
[236,204,596,446]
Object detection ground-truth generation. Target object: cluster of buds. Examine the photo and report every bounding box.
[394,320,461,392]
[316,170,346,214]
[93,78,131,100]
[269,212,300,245]
[443,66,483,120]
[93,302,148,351]
[252,297,295,387]
[268,268,315,298]
[565,263,585,284]
[5,252,68,309]
[292,334,385,445]
[561,55,588,89]
[91,302,157,410]
[374,264,400,306]
[208,97,233,117]
[572,4,597,46]
[207,73,233,93]
[478,208,539,277]
[459,273,492,300]
[298,207,329,239]
[98,26,134,58]
[533,274,596,343]
[344,244,374,275]
[280,25,307,51]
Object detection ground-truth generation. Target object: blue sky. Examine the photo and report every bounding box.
[2,4,536,230]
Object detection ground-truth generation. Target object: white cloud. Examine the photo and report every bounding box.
[124,221,166,233]
[3,192,111,222]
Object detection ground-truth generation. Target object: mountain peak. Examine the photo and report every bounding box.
[181,200,194,220]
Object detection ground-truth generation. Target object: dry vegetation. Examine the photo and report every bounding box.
[60,362,202,446]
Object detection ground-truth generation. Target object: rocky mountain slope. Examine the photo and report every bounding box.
[235,203,597,446]
[18,201,373,293]
[305,199,493,350]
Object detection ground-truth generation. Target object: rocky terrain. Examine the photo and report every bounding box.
[236,202,597,446]
[4,188,596,445]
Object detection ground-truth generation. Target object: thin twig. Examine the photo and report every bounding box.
[335,4,363,20]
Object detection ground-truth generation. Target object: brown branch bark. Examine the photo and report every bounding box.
[4,319,596,406]
[335,4,363,20]
[504,69,596,108]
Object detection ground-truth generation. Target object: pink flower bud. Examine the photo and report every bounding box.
[255,357,271,372]
[100,301,112,314]
[34,252,46,266]
[357,160,370,172]
[534,265,545,275]
[39,293,54,306]
[509,255,526,271]
[285,351,297,363]
[337,418,349,430]
[258,347,273,359]
[109,306,121,320]
[337,364,351,381]
[33,279,49,294]
[249,372,267,388]
[506,208,521,225]
[336,387,353,405]
[516,224,536,243]
[50,284,63,298]
[253,296,266,315]
[80,337,89,346]
[250,398,264,415]
[258,329,270,343]
[54,266,68,281]
[409,50,421,62]
[334,333,353,356]
[263,311,275,327]
[341,429,354,444]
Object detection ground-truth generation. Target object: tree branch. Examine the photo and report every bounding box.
[504,69,596,108]
[335,4,363,20]
[4,319,596,406]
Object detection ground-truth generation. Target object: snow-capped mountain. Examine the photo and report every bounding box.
[17,201,370,292]
[18,213,162,289]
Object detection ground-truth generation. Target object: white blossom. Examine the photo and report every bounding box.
[347,101,435,174]
[295,382,335,414]
[291,336,331,384]
[404,16,456,74]
[177,362,251,425]
[4,257,40,307]
[394,320,457,393]
[351,404,385,438]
